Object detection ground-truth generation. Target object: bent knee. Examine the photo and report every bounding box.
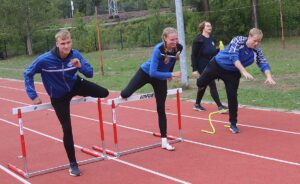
[196,79,204,88]
[120,90,131,98]
[103,89,109,97]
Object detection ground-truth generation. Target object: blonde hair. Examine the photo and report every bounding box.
[55,29,71,41]
[198,21,210,33]
[161,27,178,64]
[161,27,177,41]
[249,28,263,39]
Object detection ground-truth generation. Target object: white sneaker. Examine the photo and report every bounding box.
[161,138,175,151]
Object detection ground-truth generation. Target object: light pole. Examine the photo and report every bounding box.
[175,0,189,86]
[70,0,74,18]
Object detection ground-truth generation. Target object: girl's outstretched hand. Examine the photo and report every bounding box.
[172,71,181,78]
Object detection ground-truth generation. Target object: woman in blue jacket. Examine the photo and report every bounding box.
[24,30,109,176]
[197,28,276,134]
[121,27,182,151]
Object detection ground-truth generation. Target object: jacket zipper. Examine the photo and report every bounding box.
[62,63,71,91]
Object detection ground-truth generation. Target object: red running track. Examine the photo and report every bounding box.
[0,78,300,184]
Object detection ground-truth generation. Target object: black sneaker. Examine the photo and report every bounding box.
[218,105,228,111]
[193,104,206,111]
[218,105,228,113]
[230,124,240,134]
[69,162,81,177]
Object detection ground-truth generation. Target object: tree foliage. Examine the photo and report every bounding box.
[0,0,299,57]
[0,0,60,55]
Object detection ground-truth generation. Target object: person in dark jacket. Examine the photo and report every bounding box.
[197,28,276,134]
[24,30,109,177]
[191,21,227,111]
[120,27,182,151]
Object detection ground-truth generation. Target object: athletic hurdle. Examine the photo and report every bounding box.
[92,88,183,158]
[8,97,107,178]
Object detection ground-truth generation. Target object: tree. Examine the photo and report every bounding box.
[0,0,60,55]
[72,0,105,15]
[251,0,259,28]
[186,0,209,15]
[209,0,251,42]
[202,0,210,16]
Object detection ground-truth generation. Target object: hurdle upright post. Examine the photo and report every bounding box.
[101,88,183,158]
[97,98,107,158]
[111,100,119,156]
[18,109,29,177]
[8,97,109,178]
[7,109,29,178]
[176,89,183,140]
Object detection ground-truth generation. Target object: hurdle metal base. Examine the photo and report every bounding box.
[92,146,118,157]
[152,132,182,141]
[81,147,108,158]
[119,139,181,157]
[93,138,182,158]
[9,97,108,179]
[101,88,184,158]
[7,156,105,178]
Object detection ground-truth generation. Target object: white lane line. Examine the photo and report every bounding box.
[0,85,48,95]
[0,164,31,184]
[1,89,300,167]
[2,110,300,182]
[184,139,300,167]
[66,113,300,167]
[3,99,300,169]
[1,77,300,114]
[115,159,191,184]
[0,118,191,184]
[118,105,300,135]
[0,78,42,84]
[0,97,39,106]
[2,96,300,167]
[1,90,300,136]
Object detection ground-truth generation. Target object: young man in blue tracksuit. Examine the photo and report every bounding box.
[197,28,276,133]
[121,27,182,151]
[24,30,109,176]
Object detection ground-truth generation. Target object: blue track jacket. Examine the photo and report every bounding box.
[215,36,270,73]
[24,48,93,100]
[141,42,183,80]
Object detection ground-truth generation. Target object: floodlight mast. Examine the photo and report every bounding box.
[108,0,119,18]
[70,0,74,18]
[175,0,189,86]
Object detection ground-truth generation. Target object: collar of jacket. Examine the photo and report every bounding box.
[50,47,73,61]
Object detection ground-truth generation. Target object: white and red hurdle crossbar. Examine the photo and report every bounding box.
[93,88,183,158]
[9,97,107,178]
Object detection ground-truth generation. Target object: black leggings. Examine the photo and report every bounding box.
[195,66,222,107]
[51,77,109,164]
[197,59,241,125]
[121,68,168,137]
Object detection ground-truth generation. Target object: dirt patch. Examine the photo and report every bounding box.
[61,8,171,25]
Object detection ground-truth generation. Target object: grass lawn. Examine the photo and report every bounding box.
[0,37,299,111]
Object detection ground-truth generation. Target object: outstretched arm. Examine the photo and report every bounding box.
[234,60,254,80]
[264,70,276,85]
